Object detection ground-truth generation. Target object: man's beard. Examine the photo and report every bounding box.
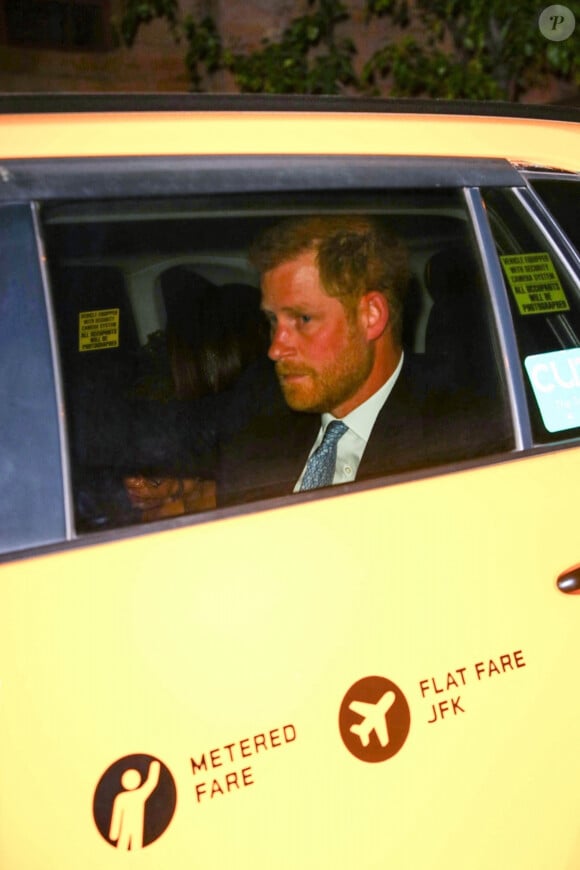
[276,333,374,415]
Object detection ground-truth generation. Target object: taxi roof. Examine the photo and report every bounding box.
[0,95,578,172]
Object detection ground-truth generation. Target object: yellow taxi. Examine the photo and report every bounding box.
[0,95,579,869]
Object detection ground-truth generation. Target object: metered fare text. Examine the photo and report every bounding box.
[190,724,296,803]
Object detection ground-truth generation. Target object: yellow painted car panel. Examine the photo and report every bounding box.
[1,98,579,868]
[1,446,580,868]
[0,110,578,171]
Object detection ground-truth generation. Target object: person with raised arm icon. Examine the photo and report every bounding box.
[109,760,161,850]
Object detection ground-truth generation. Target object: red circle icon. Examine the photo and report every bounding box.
[339,676,411,762]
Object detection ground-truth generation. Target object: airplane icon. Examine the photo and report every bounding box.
[349,690,396,748]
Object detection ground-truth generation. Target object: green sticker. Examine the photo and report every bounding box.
[500,252,570,316]
[79,308,120,351]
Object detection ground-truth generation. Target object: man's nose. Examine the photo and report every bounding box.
[268,323,294,360]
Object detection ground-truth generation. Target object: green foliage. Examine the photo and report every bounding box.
[363,0,578,100]
[223,0,357,94]
[115,0,180,47]
[116,0,578,100]
[183,16,222,90]
[362,37,504,100]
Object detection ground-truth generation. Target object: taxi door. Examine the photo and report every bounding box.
[1,153,580,870]
[1,444,580,869]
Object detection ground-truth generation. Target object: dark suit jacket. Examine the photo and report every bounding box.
[217,354,512,507]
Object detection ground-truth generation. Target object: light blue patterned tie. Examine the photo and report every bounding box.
[299,420,348,491]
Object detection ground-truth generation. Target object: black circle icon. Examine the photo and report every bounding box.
[339,675,411,762]
[93,754,177,849]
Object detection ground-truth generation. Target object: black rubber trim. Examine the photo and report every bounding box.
[0,154,523,202]
[522,169,580,180]
[0,93,578,122]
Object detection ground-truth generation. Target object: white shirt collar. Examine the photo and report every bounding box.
[321,350,404,443]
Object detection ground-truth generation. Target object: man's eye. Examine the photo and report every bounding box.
[299,315,311,324]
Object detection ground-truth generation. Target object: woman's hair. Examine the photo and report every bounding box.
[160,266,268,400]
[249,215,409,343]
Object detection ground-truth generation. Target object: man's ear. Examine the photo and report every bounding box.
[359,291,389,340]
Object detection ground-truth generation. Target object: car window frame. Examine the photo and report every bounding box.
[519,174,580,268]
[0,202,69,554]
[0,154,523,202]
[522,169,580,265]
[479,182,580,451]
[462,187,532,451]
[2,153,577,559]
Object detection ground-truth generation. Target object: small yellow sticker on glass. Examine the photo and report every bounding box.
[79,308,120,352]
[500,252,569,316]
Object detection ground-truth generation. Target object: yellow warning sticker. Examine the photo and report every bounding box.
[79,309,120,352]
[500,252,570,316]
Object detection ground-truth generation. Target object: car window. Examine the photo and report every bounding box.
[483,187,580,445]
[42,189,514,534]
[528,178,580,252]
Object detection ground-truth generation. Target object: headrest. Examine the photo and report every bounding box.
[424,245,478,303]
[159,265,217,326]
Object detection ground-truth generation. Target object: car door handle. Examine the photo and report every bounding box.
[557,565,580,594]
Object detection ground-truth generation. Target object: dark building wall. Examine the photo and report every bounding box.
[0,0,191,92]
[0,0,306,93]
[0,0,576,102]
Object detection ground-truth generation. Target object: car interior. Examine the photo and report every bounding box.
[43,184,580,533]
